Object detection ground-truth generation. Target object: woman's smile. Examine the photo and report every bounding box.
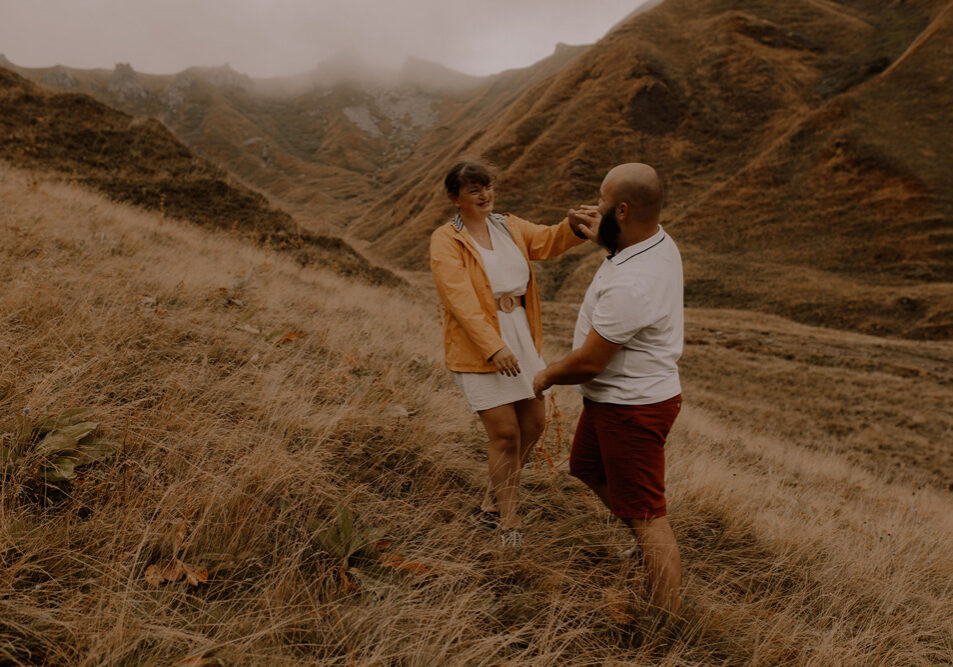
[454,184,495,218]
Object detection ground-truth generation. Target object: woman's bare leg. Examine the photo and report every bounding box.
[514,397,546,467]
[477,403,522,531]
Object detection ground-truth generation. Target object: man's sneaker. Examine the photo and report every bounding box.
[500,529,525,549]
[618,544,641,560]
[469,507,501,530]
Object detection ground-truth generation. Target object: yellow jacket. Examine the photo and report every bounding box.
[430,212,585,372]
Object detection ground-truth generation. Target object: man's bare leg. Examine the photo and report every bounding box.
[582,480,681,613]
[625,516,681,614]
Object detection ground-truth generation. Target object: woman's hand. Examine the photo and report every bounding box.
[568,205,601,242]
[491,346,521,377]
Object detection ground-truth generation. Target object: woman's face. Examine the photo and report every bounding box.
[451,181,494,218]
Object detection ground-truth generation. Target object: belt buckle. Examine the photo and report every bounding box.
[498,294,518,314]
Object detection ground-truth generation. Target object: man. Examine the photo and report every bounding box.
[533,163,684,613]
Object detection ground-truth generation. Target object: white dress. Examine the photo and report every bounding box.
[452,219,548,412]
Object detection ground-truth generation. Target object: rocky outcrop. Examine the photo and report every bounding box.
[41,66,78,90]
[162,71,192,116]
[190,63,252,90]
[108,63,150,103]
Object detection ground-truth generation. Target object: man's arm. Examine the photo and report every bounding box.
[533,328,621,399]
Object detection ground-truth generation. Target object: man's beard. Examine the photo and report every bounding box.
[597,207,621,254]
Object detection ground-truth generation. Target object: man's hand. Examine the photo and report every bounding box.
[490,346,521,377]
[533,368,552,400]
[568,205,601,243]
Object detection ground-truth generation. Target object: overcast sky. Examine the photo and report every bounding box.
[0,0,646,78]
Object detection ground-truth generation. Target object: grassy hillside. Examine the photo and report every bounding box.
[0,66,398,286]
[3,165,952,664]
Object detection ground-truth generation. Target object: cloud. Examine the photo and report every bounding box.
[0,0,644,76]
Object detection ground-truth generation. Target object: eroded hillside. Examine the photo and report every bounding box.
[352,0,953,339]
[0,66,398,285]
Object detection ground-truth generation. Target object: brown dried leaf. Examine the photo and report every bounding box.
[606,602,635,625]
[277,331,301,345]
[374,539,392,552]
[339,565,359,592]
[144,564,163,587]
[157,558,185,583]
[181,561,209,586]
[172,519,187,551]
[380,553,430,574]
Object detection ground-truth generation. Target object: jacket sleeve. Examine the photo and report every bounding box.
[512,214,587,261]
[430,230,506,362]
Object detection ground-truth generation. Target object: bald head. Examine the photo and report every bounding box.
[602,163,663,225]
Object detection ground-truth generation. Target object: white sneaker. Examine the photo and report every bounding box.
[618,544,640,560]
[500,529,525,549]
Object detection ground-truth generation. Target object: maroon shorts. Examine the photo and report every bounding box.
[569,394,682,520]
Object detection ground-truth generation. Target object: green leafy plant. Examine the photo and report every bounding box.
[311,503,384,563]
[1,407,118,482]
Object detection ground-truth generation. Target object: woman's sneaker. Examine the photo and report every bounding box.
[500,529,524,549]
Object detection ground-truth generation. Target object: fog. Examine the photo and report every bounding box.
[0,0,648,78]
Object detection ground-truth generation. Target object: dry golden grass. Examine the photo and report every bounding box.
[2,164,952,665]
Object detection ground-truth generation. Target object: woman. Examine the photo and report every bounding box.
[429,159,588,547]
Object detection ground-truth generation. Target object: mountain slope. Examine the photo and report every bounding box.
[6,48,588,230]
[349,0,952,339]
[0,66,397,284]
[669,1,953,338]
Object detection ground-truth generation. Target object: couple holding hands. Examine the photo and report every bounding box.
[430,159,684,613]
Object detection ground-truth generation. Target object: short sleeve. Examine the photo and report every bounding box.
[590,281,653,345]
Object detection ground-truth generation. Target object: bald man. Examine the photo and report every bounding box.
[533,163,684,614]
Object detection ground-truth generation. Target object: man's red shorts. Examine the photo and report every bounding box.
[569,394,682,520]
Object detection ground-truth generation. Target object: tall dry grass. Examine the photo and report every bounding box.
[1,165,952,665]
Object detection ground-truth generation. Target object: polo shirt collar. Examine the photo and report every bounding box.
[609,225,666,265]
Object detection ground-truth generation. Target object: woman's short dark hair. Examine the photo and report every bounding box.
[444,159,493,197]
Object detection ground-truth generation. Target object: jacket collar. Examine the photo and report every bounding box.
[450,211,508,232]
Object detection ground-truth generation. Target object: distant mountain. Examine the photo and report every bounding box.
[8,0,951,338]
[399,57,487,93]
[0,66,398,285]
[346,0,952,339]
[6,47,585,229]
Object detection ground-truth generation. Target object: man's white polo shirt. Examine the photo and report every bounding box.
[572,225,683,405]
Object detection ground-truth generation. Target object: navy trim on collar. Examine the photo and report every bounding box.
[610,227,667,265]
[615,234,666,265]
